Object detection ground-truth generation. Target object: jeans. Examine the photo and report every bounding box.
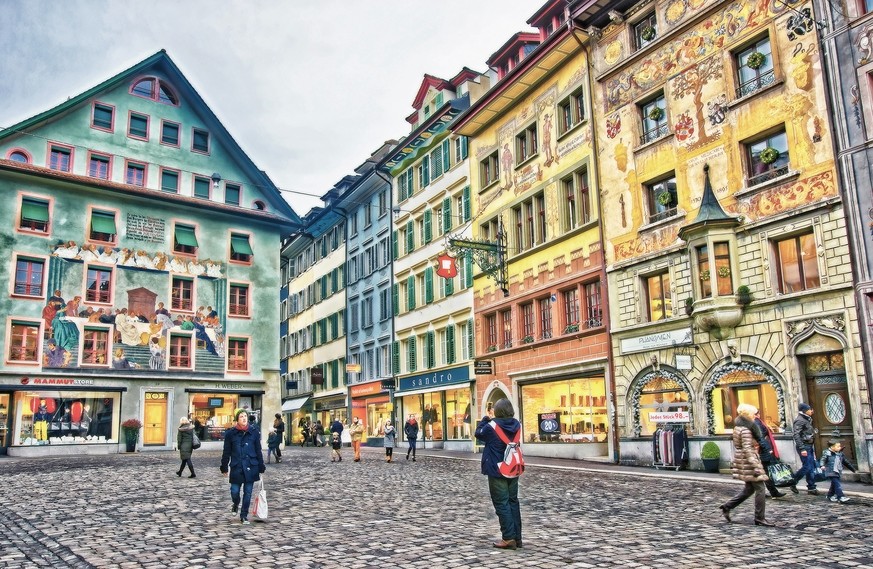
[793,446,818,489]
[827,477,844,498]
[407,438,416,457]
[230,481,254,520]
[488,476,521,542]
[722,481,766,521]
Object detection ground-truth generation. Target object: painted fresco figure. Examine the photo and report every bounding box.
[43,290,66,334]
[542,113,557,165]
[52,240,80,259]
[115,309,143,346]
[501,143,513,188]
[192,317,218,355]
[51,309,79,362]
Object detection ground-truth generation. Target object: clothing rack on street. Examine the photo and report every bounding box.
[652,424,688,470]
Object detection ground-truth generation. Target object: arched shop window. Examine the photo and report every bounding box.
[705,362,784,435]
[630,370,691,437]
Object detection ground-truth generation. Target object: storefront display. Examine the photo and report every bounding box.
[12,391,120,445]
[520,377,607,444]
[189,392,261,441]
[637,376,690,437]
[350,380,390,444]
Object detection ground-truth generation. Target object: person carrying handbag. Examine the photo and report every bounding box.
[753,411,786,498]
[176,417,196,478]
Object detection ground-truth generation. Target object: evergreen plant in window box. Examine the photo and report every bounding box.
[486,344,498,353]
[746,51,767,70]
[735,285,753,306]
[564,323,579,334]
[522,335,535,344]
[684,297,694,316]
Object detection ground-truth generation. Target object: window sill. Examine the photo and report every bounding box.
[735,169,800,198]
[727,77,784,109]
[634,131,674,152]
[557,120,586,142]
[515,154,539,170]
[5,359,40,367]
[480,180,500,194]
[16,227,50,237]
[639,210,684,232]
[11,293,47,301]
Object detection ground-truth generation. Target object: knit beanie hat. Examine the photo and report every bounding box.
[234,408,247,420]
[799,403,812,412]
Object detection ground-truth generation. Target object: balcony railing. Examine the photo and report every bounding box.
[648,207,677,224]
[640,123,669,145]
[747,164,789,187]
[735,69,776,99]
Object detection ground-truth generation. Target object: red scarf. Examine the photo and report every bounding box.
[235,424,249,432]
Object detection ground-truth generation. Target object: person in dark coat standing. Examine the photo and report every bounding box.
[329,416,344,440]
[790,403,819,495]
[753,411,786,498]
[273,413,285,462]
[177,417,196,478]
[220,408,266,525]
[404,414,419,461]
[718,403,775,527]
[475,398,523,550]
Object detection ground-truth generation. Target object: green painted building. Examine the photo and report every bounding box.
[0,51,300,456]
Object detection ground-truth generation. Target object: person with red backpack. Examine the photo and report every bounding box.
[475,398,524,551]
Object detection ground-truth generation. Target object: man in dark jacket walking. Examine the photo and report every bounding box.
[790,403,819,495]
[475,398,523,550]
[273,413,285,462]
[220,409,266,524]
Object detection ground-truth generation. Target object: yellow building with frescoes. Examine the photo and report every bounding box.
[575,0,869,474]
[453,2,615,461]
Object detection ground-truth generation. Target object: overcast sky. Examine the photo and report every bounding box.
[0,0,539,215]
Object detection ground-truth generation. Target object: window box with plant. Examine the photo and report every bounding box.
[522,335,535,344]
[684,297,693,316]
[487,344,498,353]
[701,441,720,472]
[564,323,579,334]
[736,285,753,306]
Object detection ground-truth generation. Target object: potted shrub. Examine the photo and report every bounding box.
[746,51,767,70]
[564,323,580,334]
[736,285,753,306]
[684,297,693,316]
[701,441,720,473]
[121,418,143,452]
[486,344,498,353]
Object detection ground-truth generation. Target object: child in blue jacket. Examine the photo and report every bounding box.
[820,438,857,503]
[266,429,281,463]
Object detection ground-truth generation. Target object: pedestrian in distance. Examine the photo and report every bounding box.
[790,403,820,495]
[220,408,266,525]
[719,403,775,527]
[176,417,196,478]
[475,398,523,550]
[404,413,419,461]
[314,420,325,447]
[273,413,285,462]
[753,411,786,498]
[266,428,281,464]
[384,420,396,462]
[300,420,311,447]
[820,439,857,503]
[330,431,342,462]
[349,416,364,462]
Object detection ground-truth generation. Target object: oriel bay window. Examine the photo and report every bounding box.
[9,321,40,363]
[775,232,820,293]
[646,175,677,224]
[645,271,672,321]
[696,242,733,298]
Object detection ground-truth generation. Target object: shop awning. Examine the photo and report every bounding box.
[281,396,310,412]
[91,212,117,235]
[175,225,199,247]
[231,234,253,255]
[21,199,49,222]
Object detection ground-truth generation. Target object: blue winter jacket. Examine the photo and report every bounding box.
[475,416,521,478]
[220,426,265,484]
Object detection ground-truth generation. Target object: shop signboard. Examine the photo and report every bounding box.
[474,359,494,375]
[648,410,690,423]
[397,364,470,392]
[311,367,324,385]
[620,328,692,354]
[675,355,692,370]
[350,380,384,398]
[538,412,561,435]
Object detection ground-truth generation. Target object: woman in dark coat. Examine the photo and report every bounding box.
[273,413,285,462]
[177,417,196,478]
[404,414,419,461]
[220,409,266,524]
[719,404,775,527]
[753,411,786,498]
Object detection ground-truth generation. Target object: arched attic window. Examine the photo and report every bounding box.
[253,200,266,211]
[130,77,179,106]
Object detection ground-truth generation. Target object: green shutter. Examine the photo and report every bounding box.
[423,160,430,187]
[90,211,117,235]
[321,277,328,299]
[468,318,475,358]
[444,273,454,296]
[230,234,252,254]
[425,266,434,304]
[393,341,400,375]
[461,136,468,160]
[465,255,473,288]
[408,337,417,372]
[447,325,456,364]
[392,230,399,260]
[407,275,415,311]
[406,221,414,253]
[21,199,49,223]
[175,225,199,247]
[442,197,451,233]
[442,139,451,171]
[462,186,471,221]
[424,209,432,244]
[393,283,399,316]
[427,331,435,368]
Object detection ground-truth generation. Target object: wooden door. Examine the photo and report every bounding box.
[143,392,167,445]
[806,372,856,463]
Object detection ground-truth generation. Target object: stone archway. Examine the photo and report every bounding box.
[627,367,693,437]
[703,360,785,435]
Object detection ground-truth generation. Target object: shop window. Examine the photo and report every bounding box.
[19,196,49,233]
[169,334,192,368]
[82,328,110,365]
[230,233,253,263]
[539,297,553,339]
[189,393,244,441]
[421,392,443,441]
[89,210,117,243]
[735,37,775,99]
[8,321,40,363]
[228,338,248,371]
[634,12,658,50]
[746,130,789,187]
[636,374,691,436]
[229,284,249,316]
[645,174,677,224]
[444,387,472,440]
[14,393,119,445]
[709,363,781,434]
[640,94,668,144]
[48,144,73,172]
[171,277,193,312]
[520,377,607,443]
[515,122,538,165]
[645,271,672,321]
[562,168,590,232]
[14,257,45,297]
[173,224,198,255]
[86,266,112,304]
[500,309,512,349]
[696,242,733,298]
[774,231,820,293]
[562,288,580,333]
[480,151,499,188]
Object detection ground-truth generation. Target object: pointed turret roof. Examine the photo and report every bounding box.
[678,164,740,240]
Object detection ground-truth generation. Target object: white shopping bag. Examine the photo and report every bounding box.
[251,479,268,521]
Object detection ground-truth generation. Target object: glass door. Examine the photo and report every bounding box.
[0,394,9,454]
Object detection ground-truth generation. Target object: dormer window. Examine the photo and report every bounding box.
[130,77,179,106]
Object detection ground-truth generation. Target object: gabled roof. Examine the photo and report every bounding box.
[527,0,566,28]
[449,67,482,86]
[0,49,301,226]
[486,32,541,68]
[411,74,454,110]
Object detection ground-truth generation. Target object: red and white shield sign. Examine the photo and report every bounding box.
[435,254,458,279]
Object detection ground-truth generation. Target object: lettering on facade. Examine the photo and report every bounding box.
[216,383,246,390]
[126,213,166,243]
[648,410,691,423]
[398,365,471,392]
[621,328,692,354]
[22,377,95,386]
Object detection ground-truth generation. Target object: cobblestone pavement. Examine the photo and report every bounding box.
[0,446,871,569]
